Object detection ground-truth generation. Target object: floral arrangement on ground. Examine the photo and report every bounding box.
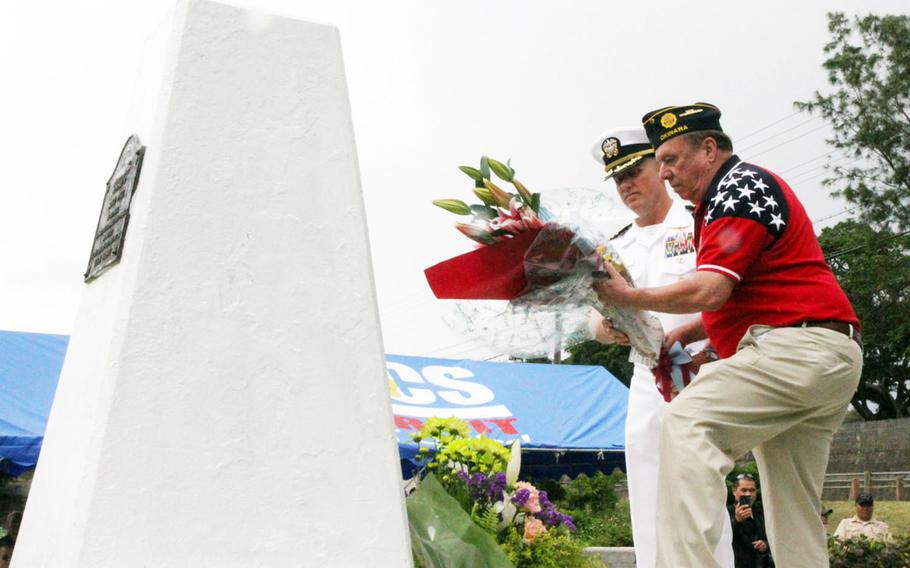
[405,417,634,568]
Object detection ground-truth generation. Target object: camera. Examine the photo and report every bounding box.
[738,495,751,507]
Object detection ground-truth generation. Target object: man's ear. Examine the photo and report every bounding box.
[703,137,719,163]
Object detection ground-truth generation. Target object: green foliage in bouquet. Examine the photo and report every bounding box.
[828,535,910,568]
[412,417,510,475]
[433,156,544,245]
[411,417,510,514]
[500,529,603,568]
[407,473,514,568]
[408,418,600,568]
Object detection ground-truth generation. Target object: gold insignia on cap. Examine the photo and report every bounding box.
[602,137,620,159]
[660,112,678,129]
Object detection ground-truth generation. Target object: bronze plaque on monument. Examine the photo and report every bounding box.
[84,135,145,282]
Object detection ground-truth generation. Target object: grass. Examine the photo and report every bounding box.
[823,501,910,537]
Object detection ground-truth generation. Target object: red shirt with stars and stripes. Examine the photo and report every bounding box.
[693,155,859,358]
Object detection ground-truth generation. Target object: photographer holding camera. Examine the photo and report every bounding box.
[728,474,774,568]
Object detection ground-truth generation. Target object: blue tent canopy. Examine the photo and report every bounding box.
[388,354,628,478]
[0,331,68,476]
[0,333,629,479]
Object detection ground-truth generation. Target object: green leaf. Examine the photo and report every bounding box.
[470,204,497,220]
[471,504,501,535]
[407,474,515,568]
[432,199,471,215]
[459,165,484,181]
[480,156,491,179]
[530,193,541,213]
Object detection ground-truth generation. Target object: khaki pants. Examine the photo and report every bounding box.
[655,325,862,568]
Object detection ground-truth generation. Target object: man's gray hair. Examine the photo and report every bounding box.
[683,130,733,152]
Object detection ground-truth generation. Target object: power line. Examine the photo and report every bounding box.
[748,124,831,160]
[789,170,833,186]
[734,109,807,144]
[788,156,860,184]
[789,158,865,186]
[737,116,821,153]
[782,153,851,180]
[778,151,841,175]
[824,230,910,260]
[812,208,854,226]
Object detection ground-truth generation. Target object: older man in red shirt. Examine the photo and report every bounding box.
[594,103,862,568]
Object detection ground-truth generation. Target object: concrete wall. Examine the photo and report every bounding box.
[13,1,411,566]
[585,547,636,568]
[827,417,910,473]
[823,417,910,501]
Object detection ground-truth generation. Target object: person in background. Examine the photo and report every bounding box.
[728,474,773,568]
[833,493,893,542]
[588,126,732,568]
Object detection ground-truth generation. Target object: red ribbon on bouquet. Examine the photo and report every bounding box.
[651,342,693,403]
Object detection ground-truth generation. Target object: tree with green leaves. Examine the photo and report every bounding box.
[563,341,634,388]
[818,220,910,419]
[795,12,910,231]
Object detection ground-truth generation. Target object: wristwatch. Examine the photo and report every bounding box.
[702,347,719,362]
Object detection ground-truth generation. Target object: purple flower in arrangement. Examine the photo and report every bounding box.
[486,473,507,501]
[530,490,576,532]
[559,513,577,532]
[539,491,552,509]
[457,471,509,505]
[534,491,555,525]
[511,488,531,509]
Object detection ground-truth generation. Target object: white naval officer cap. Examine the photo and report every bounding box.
[590,126,655,179]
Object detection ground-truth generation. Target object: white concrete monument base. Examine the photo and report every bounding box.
[13,1,412,566]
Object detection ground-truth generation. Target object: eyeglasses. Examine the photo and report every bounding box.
[736,473,755,480]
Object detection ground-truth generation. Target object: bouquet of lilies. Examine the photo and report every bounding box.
[433,156,545,245]
[426,157,665,363]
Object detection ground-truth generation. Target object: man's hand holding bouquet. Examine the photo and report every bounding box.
[425,156,704,400]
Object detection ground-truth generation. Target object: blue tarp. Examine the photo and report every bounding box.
[0,330,68,476]
[0,333,629,479]
[388,354,629,478]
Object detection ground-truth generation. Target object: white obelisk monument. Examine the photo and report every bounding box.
[13,1,412,566]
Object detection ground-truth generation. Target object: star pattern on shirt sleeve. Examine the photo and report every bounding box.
[704,163,790,238]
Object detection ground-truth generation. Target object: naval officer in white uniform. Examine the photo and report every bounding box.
[588,127,733,568]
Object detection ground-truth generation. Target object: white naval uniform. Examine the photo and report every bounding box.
[596,199,734,568]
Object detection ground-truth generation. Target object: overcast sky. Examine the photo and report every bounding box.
[2,0,907,359]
